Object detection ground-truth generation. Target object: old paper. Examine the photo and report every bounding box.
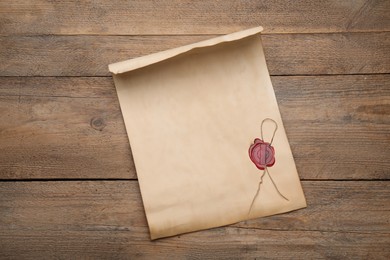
[109,27,306,239]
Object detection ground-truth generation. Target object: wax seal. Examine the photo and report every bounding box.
[248,118,288,215]
[248,138,275,170]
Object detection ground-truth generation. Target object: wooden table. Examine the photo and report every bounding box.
[1,1,389,258]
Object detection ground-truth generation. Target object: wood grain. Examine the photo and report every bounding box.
[1,1,388,258]
[275,75,390,180]
[0,0,389,35]
[1,32,389,77]
[0,75,388,180]
[0,78,135,179]
[0,181,389,259]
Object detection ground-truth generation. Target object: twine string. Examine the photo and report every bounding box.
[248,118,288,216]
[248,169,266,215]
[265,167,289,201]
[261,118,278,145]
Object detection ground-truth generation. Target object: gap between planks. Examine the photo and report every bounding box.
[0,179,388,182]
[1,73,390,80]
[3,31,390,37]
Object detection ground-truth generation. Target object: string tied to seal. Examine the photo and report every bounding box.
[248,118,289,216]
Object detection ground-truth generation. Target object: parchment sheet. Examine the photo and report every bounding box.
[109,27,306,239]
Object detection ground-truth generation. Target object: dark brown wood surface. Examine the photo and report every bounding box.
[0,0,389,259]
[1,75,389,180]
[1,0,389,35]
[1,33,389,76]
[0,181,389,259]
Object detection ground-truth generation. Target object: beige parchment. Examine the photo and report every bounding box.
[109,27,306,239]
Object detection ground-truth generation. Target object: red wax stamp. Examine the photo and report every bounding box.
[248,138,275,170]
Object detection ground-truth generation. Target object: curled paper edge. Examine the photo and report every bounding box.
[108,26,263,74]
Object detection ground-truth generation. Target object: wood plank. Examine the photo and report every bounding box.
[264,32,390,75]
[0,33,389,77]
[0,181,389,259]
[0,75,389,180]
[274,75,390,180]
[0,0,389,35]
[2,229,388,259]
[0,77,135,179]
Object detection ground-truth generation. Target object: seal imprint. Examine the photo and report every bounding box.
[249,138,275,170]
